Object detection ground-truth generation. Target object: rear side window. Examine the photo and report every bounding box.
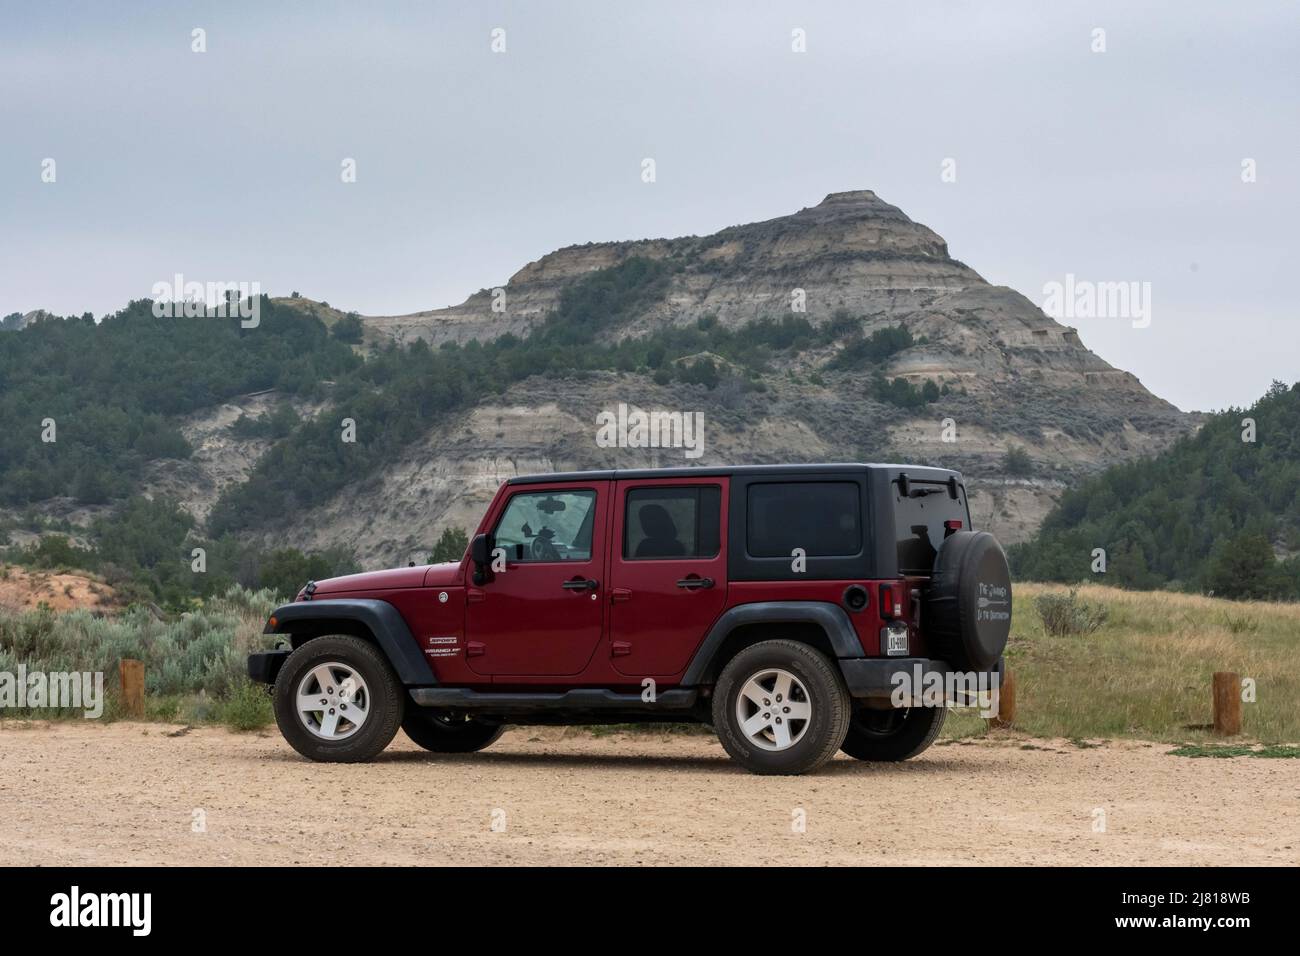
[747,482,861,557]
[624,486,721,560]
[895,483,970,574]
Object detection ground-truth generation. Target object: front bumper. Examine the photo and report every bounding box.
[248,649,290,685]
[839,656,1005,703]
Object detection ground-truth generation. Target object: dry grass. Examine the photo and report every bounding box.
[945,583,1300,744]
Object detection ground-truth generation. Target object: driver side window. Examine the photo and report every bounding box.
[493,489,597,564]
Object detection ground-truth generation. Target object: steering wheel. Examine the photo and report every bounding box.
[530,533,560,561]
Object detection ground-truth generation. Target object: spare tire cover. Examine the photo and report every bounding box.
[923,531,1012,670]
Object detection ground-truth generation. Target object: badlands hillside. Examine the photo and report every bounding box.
[3,191,1192,568]
[259,190,1190,563]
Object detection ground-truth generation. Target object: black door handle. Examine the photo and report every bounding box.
[562,578,599,591]
[676,577,714,590]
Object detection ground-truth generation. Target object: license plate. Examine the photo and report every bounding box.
[886,630,909,656]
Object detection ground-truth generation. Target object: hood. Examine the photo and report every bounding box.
[307,565,434,596]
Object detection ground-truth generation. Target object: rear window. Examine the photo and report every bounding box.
[894,481,970,574]
[747,482,861,558]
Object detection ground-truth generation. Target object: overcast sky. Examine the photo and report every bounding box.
[2,1,1295,412]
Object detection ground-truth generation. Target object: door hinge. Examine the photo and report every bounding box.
[611,641,633,657]
[466,641,486,658]
[467,588,486,604]
[611,587,632,603]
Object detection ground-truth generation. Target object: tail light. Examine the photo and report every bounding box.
[878,581,904,619]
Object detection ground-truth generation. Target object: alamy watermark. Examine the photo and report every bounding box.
[150,273,261,328]
[0,665,103,718]
[50,886,151,936]
[1041,273,1150,329]
[595,403,704,459]
[889,663,1002,718]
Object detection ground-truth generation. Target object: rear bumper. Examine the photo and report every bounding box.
[248,649,290,685]
[839,656,1004,702]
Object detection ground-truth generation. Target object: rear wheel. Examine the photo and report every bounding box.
[713,640,850,775]
[273,636,404,763]
[402,711,505,753]
[840,704,946,761]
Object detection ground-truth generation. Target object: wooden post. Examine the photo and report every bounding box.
[1213,672,1241,736]
[119,659,145,718]
[990,670,1016,729]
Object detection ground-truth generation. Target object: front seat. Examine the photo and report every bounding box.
[634,504,686,558]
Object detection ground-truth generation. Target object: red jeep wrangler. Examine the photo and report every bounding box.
[249,464,1011,774]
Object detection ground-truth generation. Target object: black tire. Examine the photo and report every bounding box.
[402,711,506,753]
[273,636,404,763]
[840,704,946,762]
[712,640,851,775]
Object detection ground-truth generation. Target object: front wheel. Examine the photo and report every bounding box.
[713,640,850,775]
[273,636,404,763]
[839,704,946,762]
[402,711,505,753]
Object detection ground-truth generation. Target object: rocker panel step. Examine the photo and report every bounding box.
[409,687,698,714]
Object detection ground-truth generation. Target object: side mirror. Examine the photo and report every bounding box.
[470,533,492,566]
[470,533,493,584]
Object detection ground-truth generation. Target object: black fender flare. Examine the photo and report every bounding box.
[680,601,864,686]
[265,599,435,685]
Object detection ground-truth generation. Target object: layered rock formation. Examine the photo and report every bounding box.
[263,191,1192,563]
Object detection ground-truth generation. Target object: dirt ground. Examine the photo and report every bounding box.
[0,566,117,613]
[1,722,1296,866]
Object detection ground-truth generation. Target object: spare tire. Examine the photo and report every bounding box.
[923,530,1012,670]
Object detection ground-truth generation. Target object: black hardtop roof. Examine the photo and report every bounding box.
[506,462,964,486]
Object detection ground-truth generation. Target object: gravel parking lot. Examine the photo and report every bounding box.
[1,722,1296,866]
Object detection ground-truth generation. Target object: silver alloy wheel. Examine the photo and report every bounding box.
[735,667,812,752]
[295,662,370,741]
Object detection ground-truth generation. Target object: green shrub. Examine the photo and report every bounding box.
[217,680,274,731]
[429,527,469,564]
[229,402,300,440]
[1203,532,1279,600]
[332,312,364,343]
[1004,445,1034,477]
[1035,589,1108,636]
[0,586,279,704]
[828,324,914,370]
[13,534,96,571]
[870,373,939,408]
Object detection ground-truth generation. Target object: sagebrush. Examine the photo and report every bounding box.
[0,586,279,725]
[1034,589,1108,636]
